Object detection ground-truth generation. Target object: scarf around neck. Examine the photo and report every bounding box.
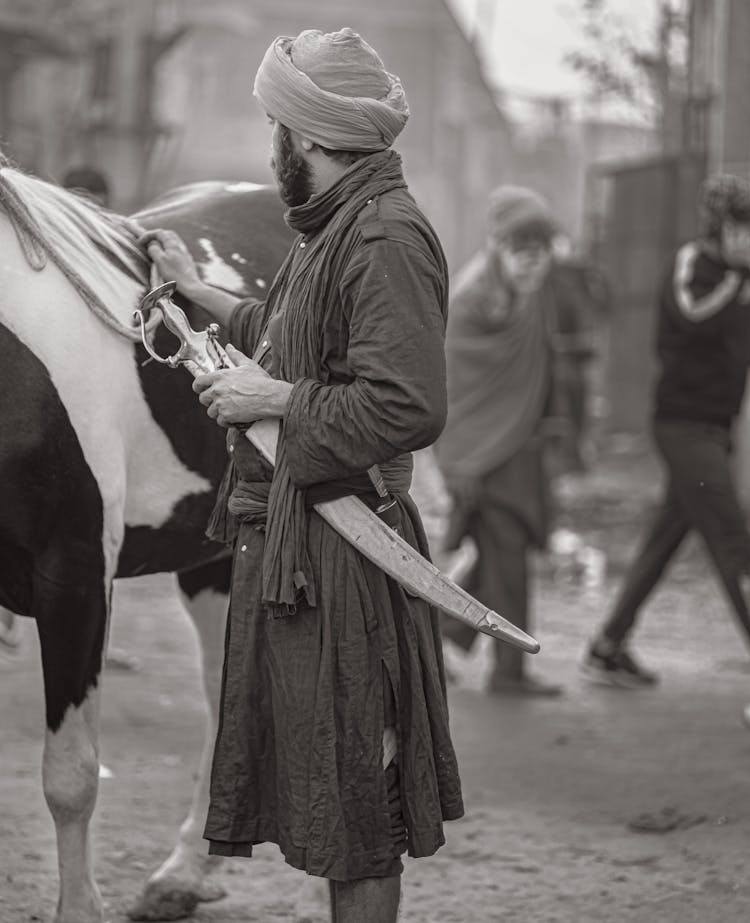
[260,149,407,617]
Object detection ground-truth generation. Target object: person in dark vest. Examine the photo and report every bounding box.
[583,174,750,687]
[141,27,463,923]
[434,186,590,697]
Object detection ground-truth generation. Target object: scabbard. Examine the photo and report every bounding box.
[245,418,540,653]
[136,288,538,653]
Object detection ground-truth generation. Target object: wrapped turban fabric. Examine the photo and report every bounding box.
[254,27,409,151]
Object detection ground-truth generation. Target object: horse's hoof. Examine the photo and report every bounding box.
[193,879,227,902]
[126,889,199,922]
[127,875,228,921]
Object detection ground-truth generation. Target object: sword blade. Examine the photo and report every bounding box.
[136,281,539,654]
[246,419,540,653]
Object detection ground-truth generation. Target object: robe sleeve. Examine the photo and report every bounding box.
[227,297,267,354]
[284,236,447,488]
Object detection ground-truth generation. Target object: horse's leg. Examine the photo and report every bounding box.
[43,690,103,923]
[129,557,327,923]
[36,558,109,923]
[129,560,229,922]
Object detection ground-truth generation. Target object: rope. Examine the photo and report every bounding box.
[0,169,160,344]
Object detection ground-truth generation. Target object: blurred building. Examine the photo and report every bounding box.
[687,0,750,176]
[0,0,514,271]
[584,0,750,433]
[502,94,659,247]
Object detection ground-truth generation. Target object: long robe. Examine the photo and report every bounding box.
[203,160,464,880]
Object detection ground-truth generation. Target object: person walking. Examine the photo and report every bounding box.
[143,27,463,923]
[583,174,750,687]
[435,185,588,697]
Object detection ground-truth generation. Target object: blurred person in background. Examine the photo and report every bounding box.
[582,174,750,689]
[61,164,111,207]
[435,185,591,697]
[546,235,607,472]
[141,26,463,923]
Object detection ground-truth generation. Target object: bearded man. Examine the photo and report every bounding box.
[435,186,587,698]
[142,27,463,923]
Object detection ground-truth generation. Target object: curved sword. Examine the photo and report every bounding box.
[135,285,540,653]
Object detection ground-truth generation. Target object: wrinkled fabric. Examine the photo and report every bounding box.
[259,151,410,617]
[254,28,408,151]
[434,248,552,485]
[203,166,463,879]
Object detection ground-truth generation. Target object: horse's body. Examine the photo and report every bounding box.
[0,167,292,922]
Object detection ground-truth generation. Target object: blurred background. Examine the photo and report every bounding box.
[0,0,745,436]
[5,6,750,921]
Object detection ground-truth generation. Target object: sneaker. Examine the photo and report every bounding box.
[581,644,659,688]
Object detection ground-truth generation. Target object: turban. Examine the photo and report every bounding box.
[254,27,409,152]
[698,173,750,237]
[487,185,555,241]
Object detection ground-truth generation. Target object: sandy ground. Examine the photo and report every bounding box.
[2,438,750,923]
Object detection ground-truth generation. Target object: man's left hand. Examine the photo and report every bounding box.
[193,344,293,426]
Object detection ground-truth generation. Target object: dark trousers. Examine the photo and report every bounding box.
[601,419,750,648]
[442,503,530,681]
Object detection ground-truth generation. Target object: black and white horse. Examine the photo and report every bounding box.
[0,164,292,922]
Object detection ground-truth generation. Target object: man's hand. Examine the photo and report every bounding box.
[193,344,293,426]
[138,228,242,327]
[138,229,205,300]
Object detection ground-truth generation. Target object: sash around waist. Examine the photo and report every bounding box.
[228,457,414,528]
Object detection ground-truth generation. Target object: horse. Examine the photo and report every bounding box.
[0,163,294,923]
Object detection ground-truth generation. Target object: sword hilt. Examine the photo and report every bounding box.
[134,281,235,376]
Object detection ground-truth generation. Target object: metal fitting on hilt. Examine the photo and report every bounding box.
[134,280,235,376]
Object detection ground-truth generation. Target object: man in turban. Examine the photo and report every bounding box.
[583,174,750,689]
[142,27,462,923]
[435,185,589,697]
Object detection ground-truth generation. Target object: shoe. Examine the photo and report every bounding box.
[581,643,658,688]
[487,674,563,698]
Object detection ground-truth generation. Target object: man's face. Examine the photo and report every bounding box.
[493,236,552,294]
[721,218,750,268]
[269,120,313,207]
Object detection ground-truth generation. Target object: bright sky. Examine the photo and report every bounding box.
[447,0,659,100]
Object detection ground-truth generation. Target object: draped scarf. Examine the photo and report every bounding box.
[435,248,552,485]
[257,149,407,617]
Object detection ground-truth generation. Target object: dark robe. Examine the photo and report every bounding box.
[203,155,464,881]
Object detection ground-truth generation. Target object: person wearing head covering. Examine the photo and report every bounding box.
[582,174,750,687]
[61,165,111,207]
[141,27,462,923]
[435,185,582,697]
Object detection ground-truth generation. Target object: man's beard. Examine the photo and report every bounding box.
[271,125,313,207]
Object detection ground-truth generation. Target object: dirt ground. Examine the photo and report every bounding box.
[2,438,750,923]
